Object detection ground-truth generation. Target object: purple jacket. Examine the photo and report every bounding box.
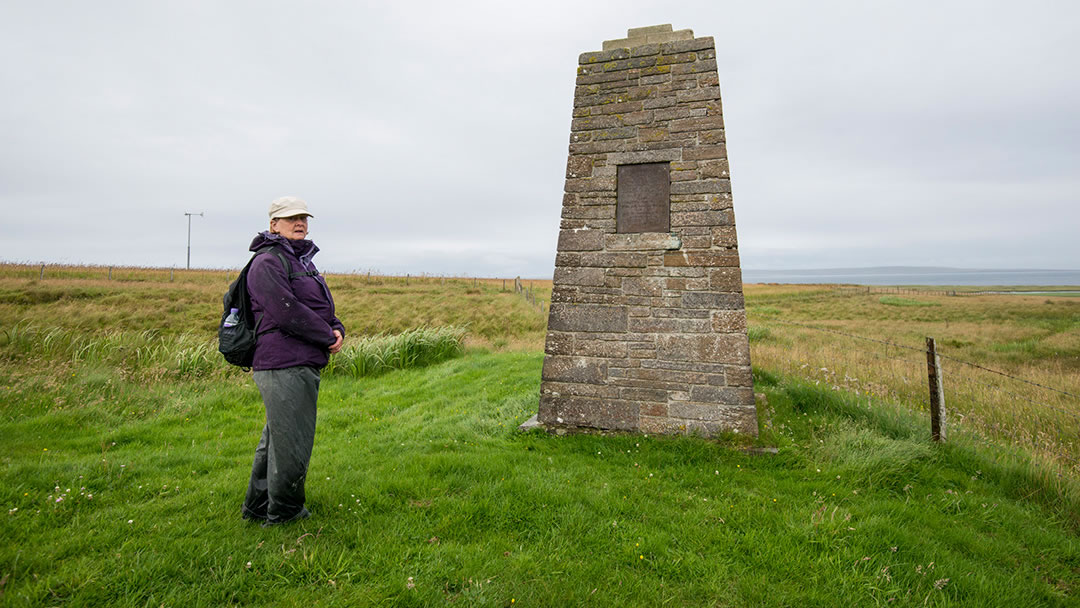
[246,232,345,371]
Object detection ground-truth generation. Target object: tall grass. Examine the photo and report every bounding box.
[324,326,467,378]
[744,285,1080,483]
[1,323,467,381]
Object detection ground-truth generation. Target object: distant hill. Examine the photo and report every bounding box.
[742,266,1080,286]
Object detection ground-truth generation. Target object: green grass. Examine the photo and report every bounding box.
[2,353,1078,606]
[879,296,941,308]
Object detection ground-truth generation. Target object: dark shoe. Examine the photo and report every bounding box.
[261,507,310,528]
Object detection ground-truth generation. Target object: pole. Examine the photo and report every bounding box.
[184,212,204,269]
[925,337,947,442]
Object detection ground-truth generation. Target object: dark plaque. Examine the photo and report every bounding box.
[616,162,670,233]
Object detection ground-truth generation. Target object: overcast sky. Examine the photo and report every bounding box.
[3,1,1078,276]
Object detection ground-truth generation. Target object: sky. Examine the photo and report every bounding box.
[2,0,1078,277]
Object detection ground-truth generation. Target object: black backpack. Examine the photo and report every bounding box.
[218,246,289,368]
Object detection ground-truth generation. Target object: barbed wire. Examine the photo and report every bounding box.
[765,319,927,353]
[959,375,1080,423]
[758,318,1080,404]
[934,351,1080,401]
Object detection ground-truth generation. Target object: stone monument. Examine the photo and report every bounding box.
[529,24,757,437]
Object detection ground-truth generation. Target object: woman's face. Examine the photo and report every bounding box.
[271,215,309,241]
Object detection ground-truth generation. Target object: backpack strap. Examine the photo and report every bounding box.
[258,246,319,279]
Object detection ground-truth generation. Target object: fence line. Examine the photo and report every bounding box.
[755,318,1080,459]
[934,351,1080,401]
[766,319,1079,407]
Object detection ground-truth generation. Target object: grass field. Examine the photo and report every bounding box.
[743,284,1080,482]
[1,264,1078,606]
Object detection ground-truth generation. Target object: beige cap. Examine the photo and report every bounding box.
[268,196,313,219]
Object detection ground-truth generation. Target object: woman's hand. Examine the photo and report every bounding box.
[329,329,344,354]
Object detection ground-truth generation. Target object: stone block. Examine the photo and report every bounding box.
[621,387,669,402]
[545,331,574,356]
[726,365,753,387]
[631,43,661,57]
[656,52,698,66]
[576,339,628,358]
[540,395,638,430]
[679,235,712,249]
[712,310,748,332]
[669,180,732,195]
[594,101,646,115]
[668,403,757,429]
[576,70,629,86]
[569,140,625,155]
[712,226,739,249]
[682,291,744,309]
[604,233,682,251]
[658,334,750,364]
[639,65,672,77]
[579,48,631,64]
[664,252,740,268]
[682,145,727,161]
[566,156,594,178]
[661,37,716,54]
[557,229,604,251]
[554,267,607,287]
[628,317,711,333]
[688,386,756,405]
[700,159,729,179]
[664,277,709,291]
[580,252,648,267]
[628,24,674,38]
[564,177,617,193]
[607,149,682,165]
[699,129,725,145]
[649,29,693,44]
[708,269,743,293]
[638,127,668,142]
[548,303,628,333]
[668,115,726,133]
[602,57,658,72]
[541,356,608,385]
[593,127,637,141]
[676,87,722,103]
[571,115,621,132]
[562,204,615,220]
[622,277,665,296]
[672,59,718,75]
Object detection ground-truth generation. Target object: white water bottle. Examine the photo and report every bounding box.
[223,308,240,327]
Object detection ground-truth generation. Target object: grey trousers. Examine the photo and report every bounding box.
[242,366,320,524]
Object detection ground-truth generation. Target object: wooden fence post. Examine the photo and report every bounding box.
[40,264,45,280]
[108,267,113,281]
[925,336,947,442]
[170,268,174,282]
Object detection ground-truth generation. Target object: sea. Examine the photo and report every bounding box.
[741,267,1080,287]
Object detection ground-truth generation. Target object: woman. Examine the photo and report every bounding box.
[240,196,345,526]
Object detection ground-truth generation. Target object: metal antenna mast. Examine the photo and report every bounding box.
[184,212,204,269]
